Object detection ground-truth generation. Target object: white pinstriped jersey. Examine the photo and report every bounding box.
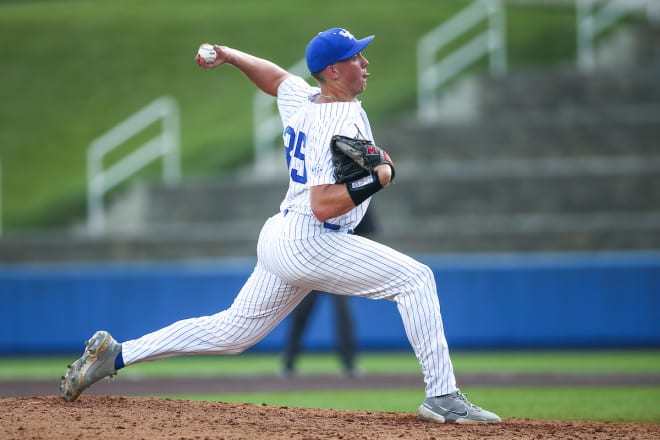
[119,72,457,400]
[276,76,369,231]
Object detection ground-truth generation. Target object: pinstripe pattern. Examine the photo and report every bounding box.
[277,76,369,229]
[121,75,457,397]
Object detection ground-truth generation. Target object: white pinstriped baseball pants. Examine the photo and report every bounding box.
[122,212,457,397]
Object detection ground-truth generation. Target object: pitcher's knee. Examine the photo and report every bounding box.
[395,262,437,298]
[207,336,257,355]
[413,263,436,288]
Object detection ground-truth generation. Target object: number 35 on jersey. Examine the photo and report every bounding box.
[284,126,307,184]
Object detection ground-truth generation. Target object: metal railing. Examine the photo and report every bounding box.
[577,0,660,72]
[253,58,310,176]
[417,0,506,124]
[87,96,180,236]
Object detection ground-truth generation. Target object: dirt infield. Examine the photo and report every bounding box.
[2,374,659,439]
[2,395,659,440]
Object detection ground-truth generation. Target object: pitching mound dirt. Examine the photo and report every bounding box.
[2,395,658,440]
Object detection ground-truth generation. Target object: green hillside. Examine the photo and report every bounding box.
[0,0,579,232]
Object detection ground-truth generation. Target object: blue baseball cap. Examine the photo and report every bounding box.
[305,28,375,73]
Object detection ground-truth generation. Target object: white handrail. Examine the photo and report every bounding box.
[87,96,180,236]
[417,0,506,124]
[253,58,310,176]
[577,0,659,73]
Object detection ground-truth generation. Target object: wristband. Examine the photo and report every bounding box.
[345,172,383,206]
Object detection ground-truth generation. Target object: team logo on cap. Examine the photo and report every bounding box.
[339,29,355,40]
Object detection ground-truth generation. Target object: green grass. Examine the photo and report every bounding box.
[3,350,659,379]
[0,0,587,231]
[144,351,660,422]
[2,350,659,421]
[166,387,660,422]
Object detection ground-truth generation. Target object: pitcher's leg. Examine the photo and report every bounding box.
[122,263,307,366]
[304,233,457,397]
[392,263,456,397]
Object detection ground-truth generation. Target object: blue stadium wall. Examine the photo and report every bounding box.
[1,251,659,354]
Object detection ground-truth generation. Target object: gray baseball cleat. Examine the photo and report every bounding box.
[60,330,121,402]
[418,390,502,424]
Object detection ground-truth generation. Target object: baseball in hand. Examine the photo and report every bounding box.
[198,44,217,64]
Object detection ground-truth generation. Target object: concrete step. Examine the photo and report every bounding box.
[374,210,660,254]
[137,177,286,224]
[0,233,256,263]
[4,207,659,263]
[378,169,660,218]
[106,154,660,229]
[0,206,660,264]
[478,66,660,114]
[378,114,660,162]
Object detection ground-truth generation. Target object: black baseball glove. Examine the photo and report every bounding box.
[331,135,395,184]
